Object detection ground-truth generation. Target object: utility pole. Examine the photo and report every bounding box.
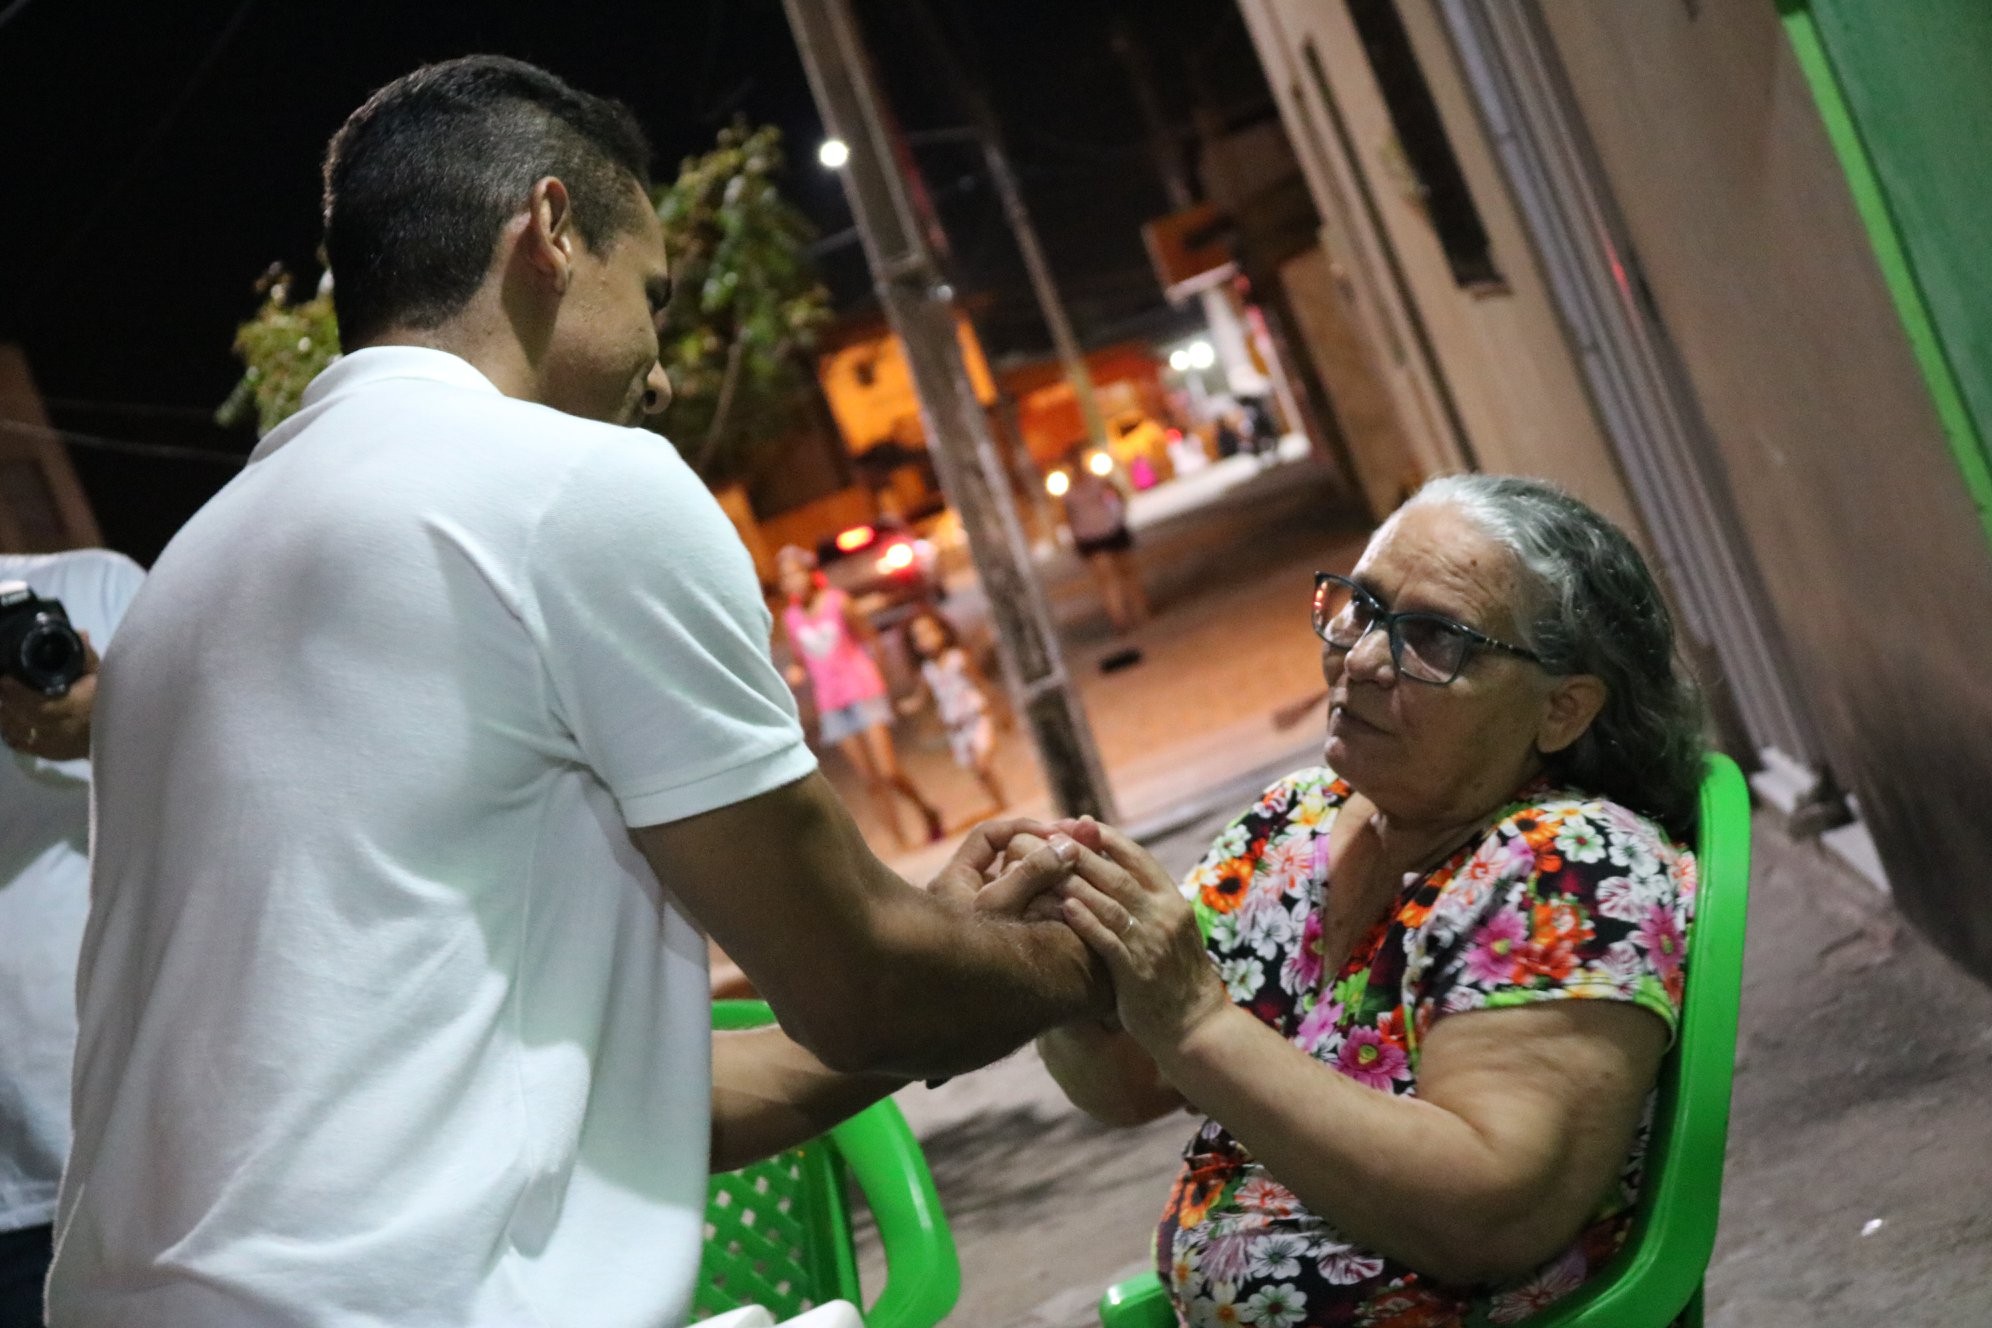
[904,0,1114,464]
[783,0,1117,822]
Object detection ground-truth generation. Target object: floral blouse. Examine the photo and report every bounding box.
[1157,768,1694,1328]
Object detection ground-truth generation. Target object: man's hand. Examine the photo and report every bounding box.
[0,631,99,761]
[972,816,1107,924]
[926,815,1076,910]
[1052,822,1229,1055]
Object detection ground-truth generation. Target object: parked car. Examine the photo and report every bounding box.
[814,519,944,635]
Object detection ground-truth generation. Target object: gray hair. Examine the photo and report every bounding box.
[1403,474,1706,838]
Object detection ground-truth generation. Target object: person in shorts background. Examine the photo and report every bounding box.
[777,545,945,847]
[1058,445,1150,638]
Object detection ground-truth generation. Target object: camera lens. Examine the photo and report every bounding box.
[19,618,83,695]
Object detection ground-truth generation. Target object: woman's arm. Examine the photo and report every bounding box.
[1158,996,1665,1284]
[770,604,807,689]
[1036,1020,1186,1127]
[958,647,1001,701]
[1060,824,1669,1286]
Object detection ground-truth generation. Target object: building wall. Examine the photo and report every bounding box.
[1806,0,1992,465]
[1277,245,1425,519]
[1237,0,1646,538]
[1001,345,1170,468]
[1538,0,1992,979]
[0,344,101,552]
[1238,0,1469,487]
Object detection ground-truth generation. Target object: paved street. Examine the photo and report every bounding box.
[849,796,1992,1327]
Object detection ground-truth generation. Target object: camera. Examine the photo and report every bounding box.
[0,581,86,697]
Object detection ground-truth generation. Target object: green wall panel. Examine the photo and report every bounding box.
[1783,0,1992,542]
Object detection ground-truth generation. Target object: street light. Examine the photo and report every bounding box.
[1186,339,1216,371]
[817,137,850,169]
[1086,450,1115,477]
[1168,348,1191,373]
[1045,469,1071,497]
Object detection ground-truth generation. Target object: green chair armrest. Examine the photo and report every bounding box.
[1098,1270,1174,1328]
[829,1101,961,1328]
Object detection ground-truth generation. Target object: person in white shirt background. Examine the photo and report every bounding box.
[50,55,1141,1328]
[0,548,144,1328]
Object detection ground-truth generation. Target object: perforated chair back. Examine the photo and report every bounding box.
[698,1000,960,1328]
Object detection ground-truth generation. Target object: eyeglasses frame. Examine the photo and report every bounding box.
[1312,571,1547,685]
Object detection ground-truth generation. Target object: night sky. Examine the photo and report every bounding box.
[0,0,1273,561]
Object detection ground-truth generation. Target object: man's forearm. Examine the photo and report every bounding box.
[835,884,1112,1077]
[641,773,1113,1080]
[711,1026,906,1172]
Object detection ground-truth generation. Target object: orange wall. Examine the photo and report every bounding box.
[816,316,996,456]
[1002,345,1171,467]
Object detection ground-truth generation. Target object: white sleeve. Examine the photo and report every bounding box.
[87,550,147,642]
[522,437,816,829]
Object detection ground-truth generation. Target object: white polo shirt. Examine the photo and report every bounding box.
[52,348,816,1328]
[0,549,145,1236]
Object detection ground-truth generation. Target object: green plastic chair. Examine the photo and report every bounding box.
[1099,754,1753,1328]
[697,999,961,1328]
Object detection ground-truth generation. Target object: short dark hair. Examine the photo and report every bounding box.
[904,606,962,660]
[322,55,654,343]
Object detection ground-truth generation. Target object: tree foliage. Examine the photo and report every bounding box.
[219,121,830,485]
[216,264,340,437]
[655,121,831,482]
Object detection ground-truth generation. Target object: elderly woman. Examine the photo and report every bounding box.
[1035,475,1703,1326]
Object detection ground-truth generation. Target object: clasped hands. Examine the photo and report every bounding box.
[927,815,1230,1053]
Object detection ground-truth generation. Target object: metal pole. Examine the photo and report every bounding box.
[903,1,1114,462]
[784,0,1118,821]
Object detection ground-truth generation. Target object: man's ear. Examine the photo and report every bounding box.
[519,176,577,293]
[1537,673,1607,756]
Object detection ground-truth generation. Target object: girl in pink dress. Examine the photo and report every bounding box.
[775,547,944,848]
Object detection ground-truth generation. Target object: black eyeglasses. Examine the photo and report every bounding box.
[1312,572,1545,685]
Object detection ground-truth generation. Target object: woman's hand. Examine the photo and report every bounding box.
[1054,820,1230,1055]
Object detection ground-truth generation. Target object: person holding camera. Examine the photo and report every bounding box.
[0,548,144,1328]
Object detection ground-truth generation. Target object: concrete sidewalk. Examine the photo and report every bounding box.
[853,776,1992,1326]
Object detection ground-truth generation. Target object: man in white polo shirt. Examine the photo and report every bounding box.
[0,548,144,1328]
[52,57,1106,1328]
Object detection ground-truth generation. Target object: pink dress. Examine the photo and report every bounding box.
[783,587,887,712]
